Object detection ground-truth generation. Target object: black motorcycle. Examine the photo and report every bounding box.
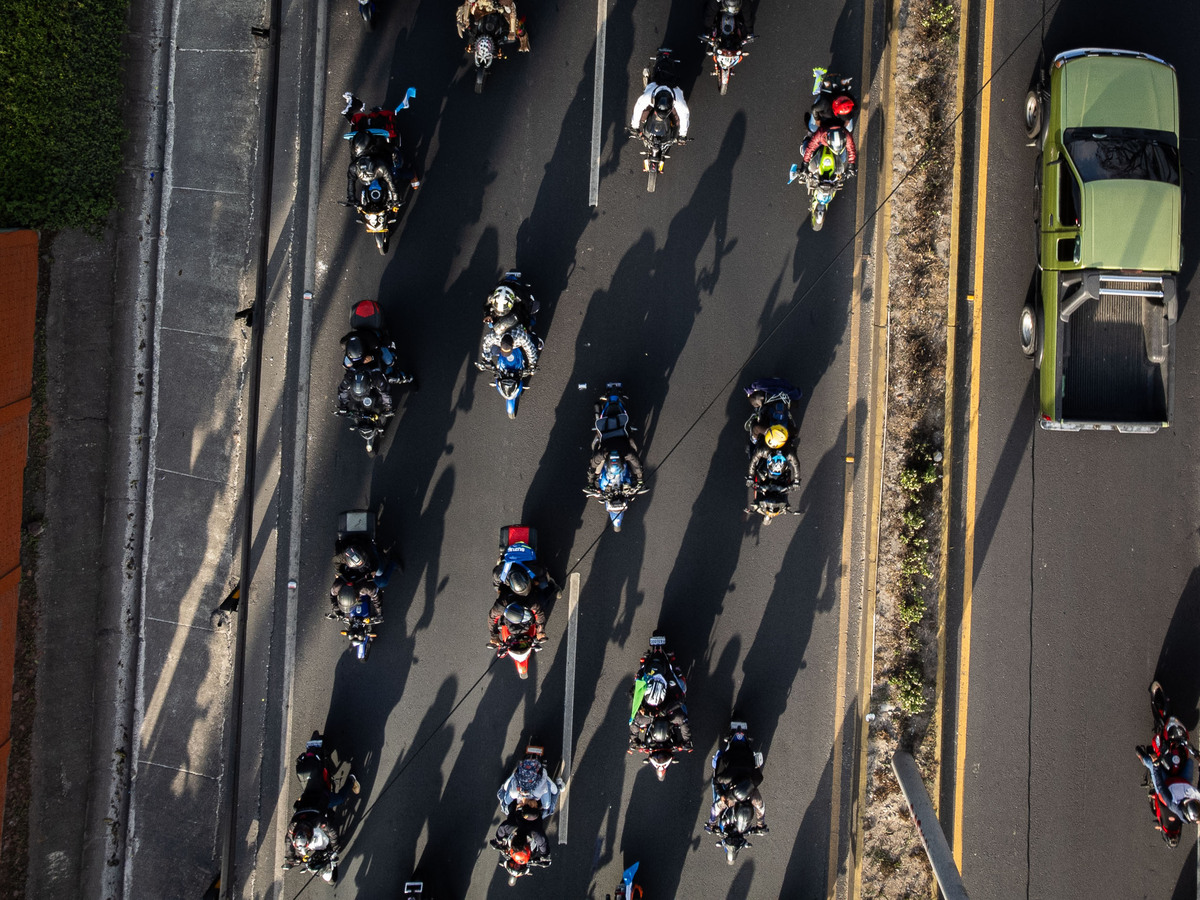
[633,49,688,192]
[283,731,356,883]
[339,89,416,254]
[334,299,413,455]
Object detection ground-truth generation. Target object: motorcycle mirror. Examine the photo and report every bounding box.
[396,87,417,112]
[788,164,800,184]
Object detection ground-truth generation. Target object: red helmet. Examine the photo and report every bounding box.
[832,95,855,117]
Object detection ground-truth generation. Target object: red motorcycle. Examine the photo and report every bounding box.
[1139,680,1199,847]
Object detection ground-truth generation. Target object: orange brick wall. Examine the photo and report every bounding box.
[0,230,38,846]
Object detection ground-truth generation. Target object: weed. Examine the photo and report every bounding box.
[893,662,927,715]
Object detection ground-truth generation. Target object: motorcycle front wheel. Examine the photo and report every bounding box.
[719,68,729,96]
[375,232,388,254]
[647,166,658,193]
[811,203,826,232]
[475,67,486,94]
[359,0,374,29]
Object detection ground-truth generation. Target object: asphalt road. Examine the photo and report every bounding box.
[951,2,1200,898]
[267,0,881,898]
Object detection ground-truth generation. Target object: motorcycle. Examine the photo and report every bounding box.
[612,862,641,900]
[743,378,801,522]
[491,525,548,679]
[1139,680,1199,847]
[330,509,393,660]
[335,299,413,454]
[634,49,688,193]
[789,69,857,231]
[358,0,375,28]
[340,88,416,254]
[709,720,766,865]
[699,0,754,96]
[584,384,647,532]
[628,634,690,781]
[466,11,518,93]
[746,466,799,524]
[494,741,561,885]
[284,731,355,883]
[476,272,540,419]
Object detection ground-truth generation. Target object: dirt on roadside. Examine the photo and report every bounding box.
[860,0,960,896]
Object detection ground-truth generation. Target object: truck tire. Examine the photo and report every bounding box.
[1024,90,1043,141]
[1019,302,1043,368]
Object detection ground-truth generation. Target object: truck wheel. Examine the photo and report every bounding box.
[1019,302,1043,368]
[1024,90,1043,140]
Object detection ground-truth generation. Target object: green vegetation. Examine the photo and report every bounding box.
[921,0,956,46]
[0,0,129,230]
[892,440,940,716]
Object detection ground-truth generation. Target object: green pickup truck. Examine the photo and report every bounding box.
[1020,49,1181,433]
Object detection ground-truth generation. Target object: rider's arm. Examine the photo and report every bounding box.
[514,328,538,368]
[846,132,858,165]
[630,91,652,129]
[803,130,823,163]
[672,89,690,137]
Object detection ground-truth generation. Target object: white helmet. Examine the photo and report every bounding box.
[490,285,517,316]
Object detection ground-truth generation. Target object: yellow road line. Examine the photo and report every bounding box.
[827,0,878,891]
[952,0,996,869]
[847,0,901,895]
[932,0,972,833]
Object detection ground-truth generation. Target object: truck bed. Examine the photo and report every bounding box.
[1058,273,1174,426]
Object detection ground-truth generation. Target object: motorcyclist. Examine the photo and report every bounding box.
[328,537,386,622]
[281,812,342,872]
[629,672,692,751]
[703,0,752,50]
[630,82,691,140]
[745,378,801,444]
[801,121,857,180]
[1138,743,1200,825]
[341,329,414,390]
[488,590,547,646]
[480,327,539,372]
[748,434,801,492]
[483,276,539,335]
[708,743,767,832]
[491,801,550,861]
[491,548,555,596]
[456,0,530,52]
[497,755,560,818]
[588,436,644,493]
[341,92,422,193]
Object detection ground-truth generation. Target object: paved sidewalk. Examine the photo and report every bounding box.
[25,0,306,893]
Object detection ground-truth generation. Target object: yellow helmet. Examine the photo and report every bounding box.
[765,424,789,449]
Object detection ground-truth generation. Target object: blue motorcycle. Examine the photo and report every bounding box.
[584,385,647,531]
[477,273,541,419]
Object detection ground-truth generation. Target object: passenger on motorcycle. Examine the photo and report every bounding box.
[497,756,560,817]
[483,280,539,335]
[630,84,691,139]
[328,537,386,622]
[480,327,539,371]
[708,746,767,832]
[807,81,858,133]
[455,0,530,52]
[629,672,692,751]
[1138,744,1200,824]
[745,379,801,443]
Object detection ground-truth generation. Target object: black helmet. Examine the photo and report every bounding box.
[342,542,367,569]
[732,804,754,832]
[337,584,357,611]
[732,777,754,802]
[503,602,529,626]
[345,335,366,363]
[350,373,370,399]
[653,88,674,114]
[648,719,672,744]
[521,803,541,821]
[507,566,532,596]
[499,333,515,354]
[351,131,374,159]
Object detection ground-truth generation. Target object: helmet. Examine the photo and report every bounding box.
[644,674,668,707]
[345,335,366,364]
[521,802,541,821]
[721,0,741,12]
[765,424,789,448]
[731,777,755,802]
[291,820,315,852]
[355,157,376,181]
[342,543,366,569]
[832,95,855,118]
[732,804,754,832]
[337,584,358,611]
[490,284,517,316]
[1184,799,1200,824]
[648,718,672,744]
[350,373,370,399]
[351,130,374,159]
[767,454,786,476]
[506,566,532,596]
[605,461,625,484]
[653,88,674,114]
[828,129,845,153]
[499,333,515,354]
[504,602,530,626]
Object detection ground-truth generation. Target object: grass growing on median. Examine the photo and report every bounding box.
[0,0,129,230]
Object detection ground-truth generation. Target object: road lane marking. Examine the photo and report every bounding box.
[588,0,606,207]
[932,0,972,833]
[560,571,581,844]
[953,0,996,870]
[830,0,880,893]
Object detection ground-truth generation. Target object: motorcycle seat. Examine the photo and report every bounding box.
[595,415,629,439]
